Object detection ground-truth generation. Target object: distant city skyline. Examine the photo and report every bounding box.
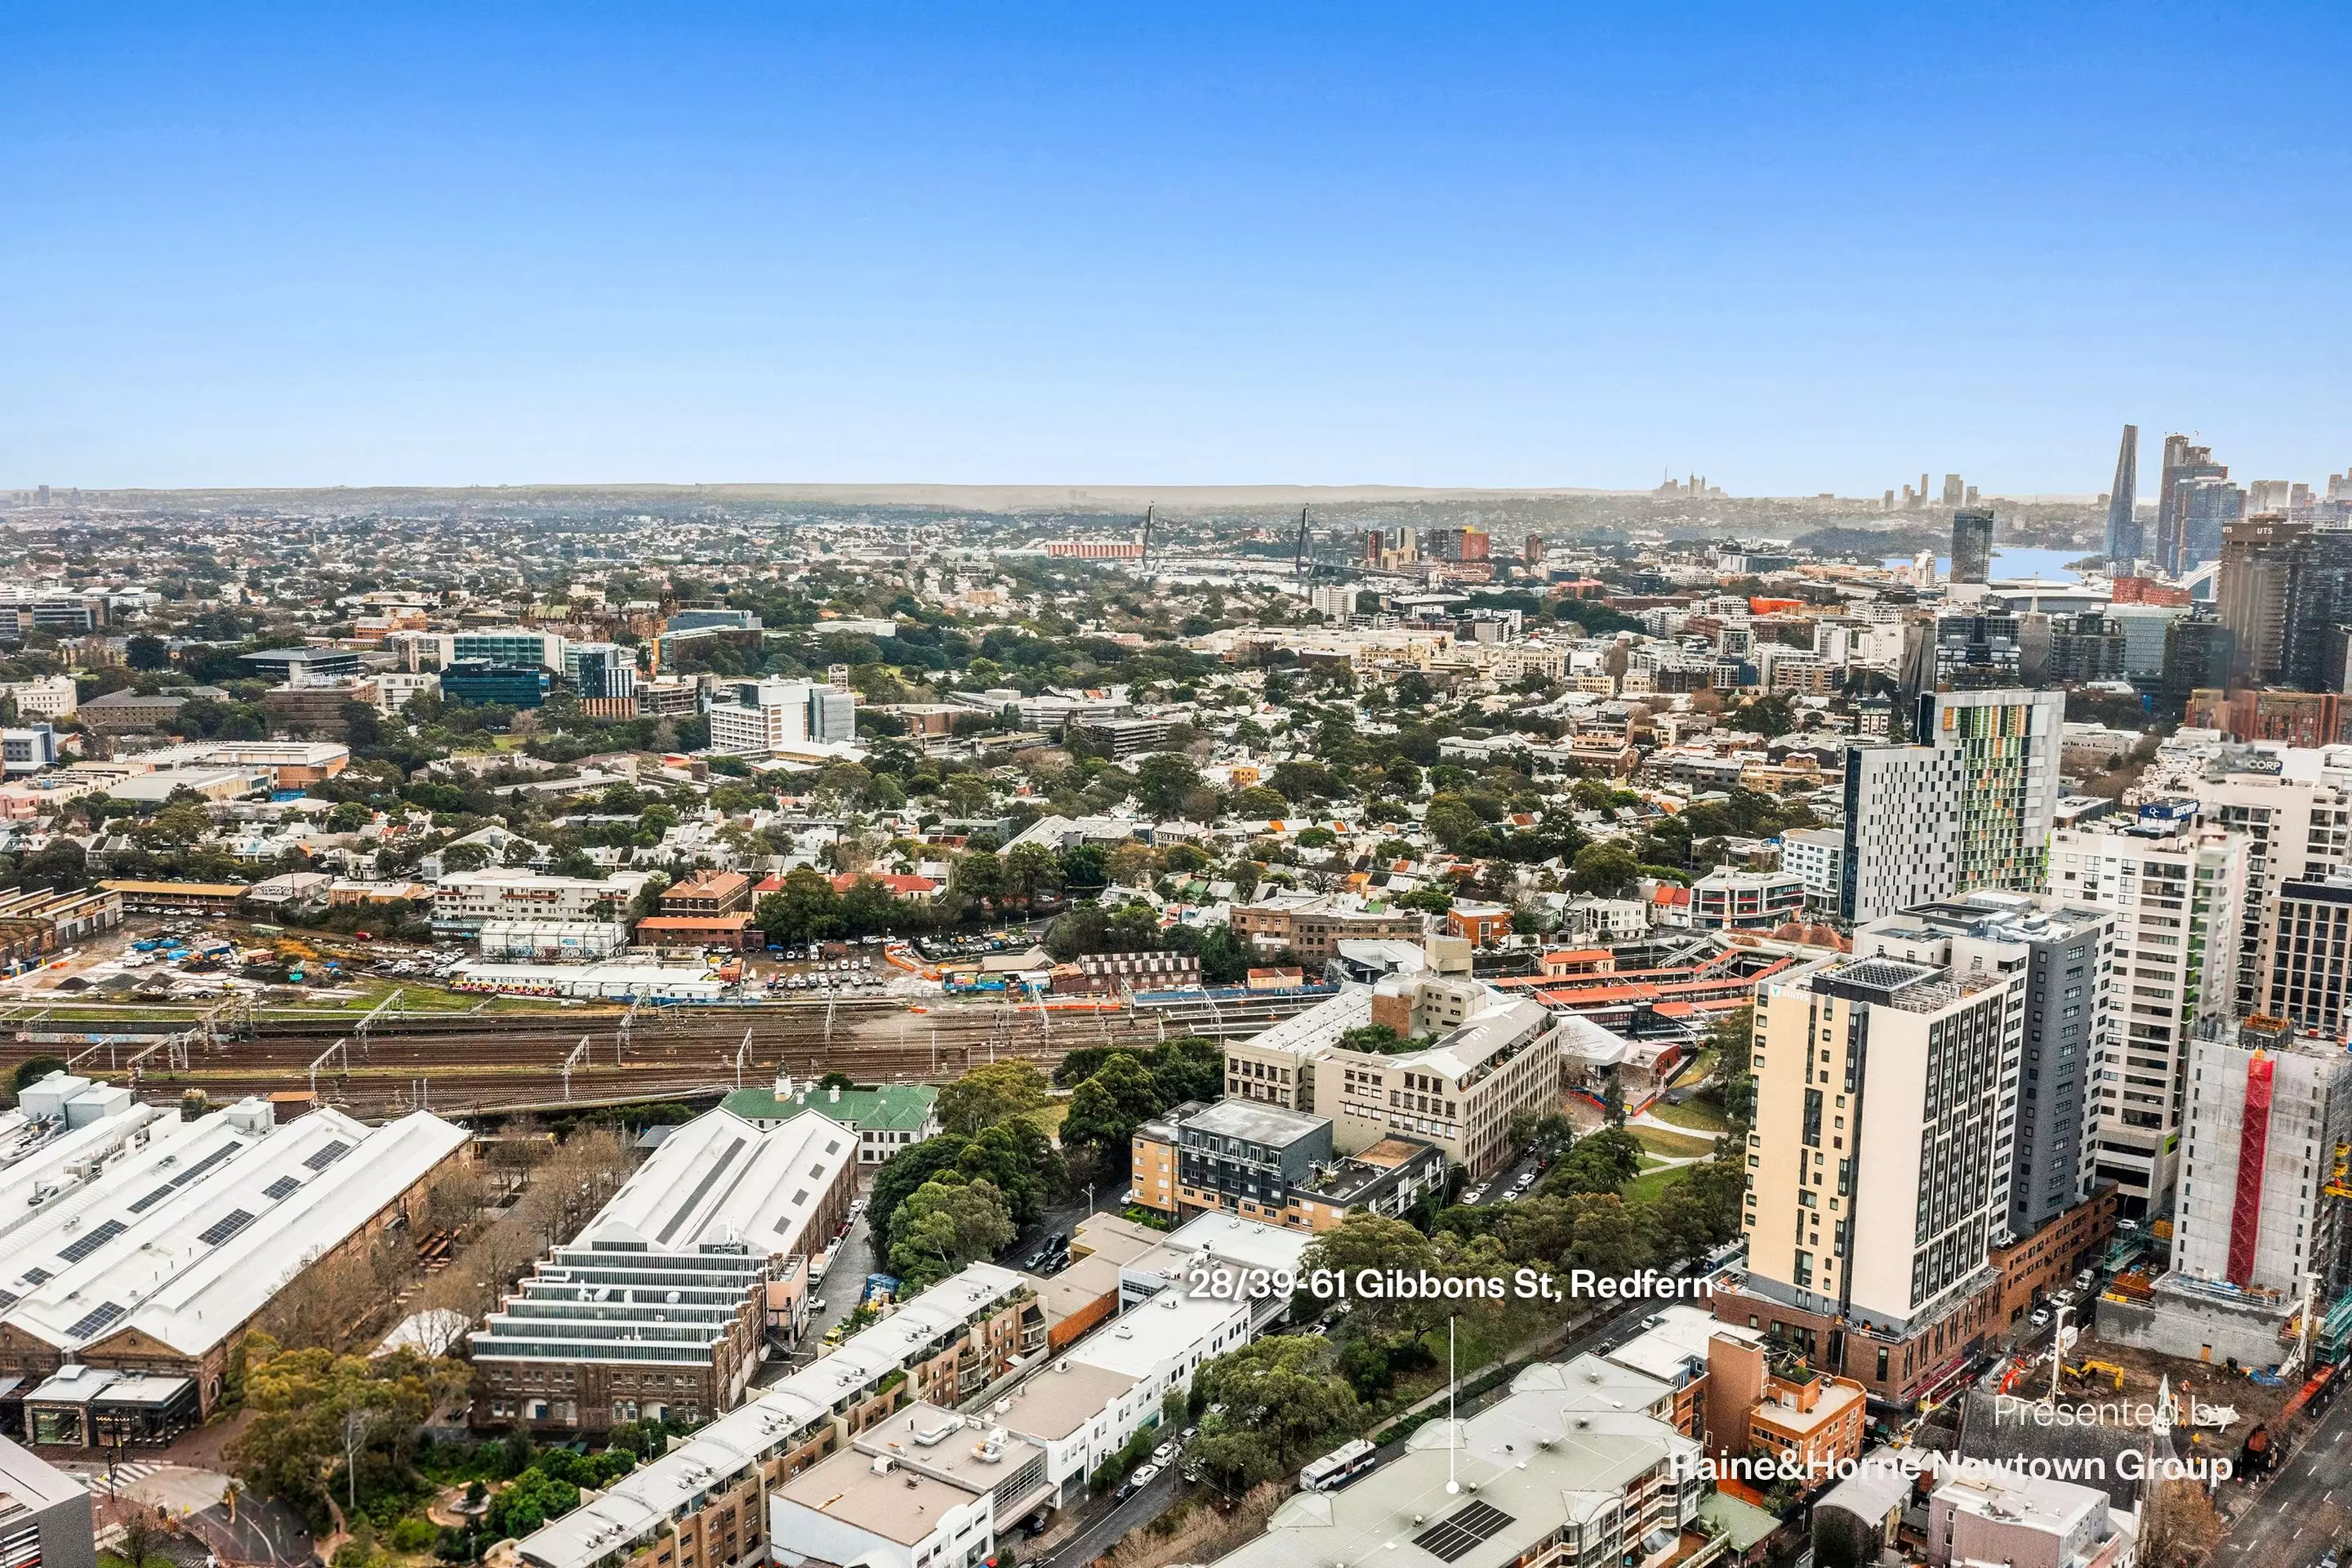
[5,4,2350,492]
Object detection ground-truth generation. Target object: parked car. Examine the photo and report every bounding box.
[1152,1441,1176,1463]
[2029,1307,2051,1328]
[1130,1463,1162,1489]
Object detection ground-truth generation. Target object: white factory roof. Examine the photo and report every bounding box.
[1236,984,1375,1058]
[517,1262,1031,1568]
[1383,994,1555,1082]
[577,1107,856,1258]
[0,1102,468,1360]
[1556,1011,1633,1068]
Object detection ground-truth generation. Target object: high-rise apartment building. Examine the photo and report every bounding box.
[2171,1014,2352,1298]
[2180,746,2352,1011]
[1942,474,1965,506]
[1895,893,2118,1239]
[1839,689,2063,922]
[1949,508,1995,584]
[2260,871,2352,1035]
[2047,817,2247,1218]
[2105,424,2140,568]
[1730,918,2027,1401]
[2155,435,2230,575]
[2217,516,2352,690]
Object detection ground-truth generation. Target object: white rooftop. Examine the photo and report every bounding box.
[0,1102,468,1360]
[579,1106,856,1258]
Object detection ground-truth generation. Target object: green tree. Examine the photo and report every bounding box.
[1188,1335,1364,1489]
[125,632,172,670]
[1232,785,1288,818]
[951,849,1004,911]
[755,867,842,944]
[869,1135,971,1257]
[1423,792,1486,853]
[1001,842,1063,911]
[888,1176,1016,1287]
[1569,842,1641,896]
[935,1060,1051,1137]
[1556,1127,1644,1195]
[1134,753,1204,819]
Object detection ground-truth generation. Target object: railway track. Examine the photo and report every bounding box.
[3,990,1331,1122]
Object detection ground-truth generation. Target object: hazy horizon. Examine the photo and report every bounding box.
[8,4,2349,493]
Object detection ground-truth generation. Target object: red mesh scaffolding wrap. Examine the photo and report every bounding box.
[2229,1054,2274,1288]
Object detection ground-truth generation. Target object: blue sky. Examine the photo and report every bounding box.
[5,3,2347,494]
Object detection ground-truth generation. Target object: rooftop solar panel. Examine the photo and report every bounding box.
[1410,1501,1516,1564]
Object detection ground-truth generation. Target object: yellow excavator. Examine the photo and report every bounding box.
[2065,1360,2126,1392]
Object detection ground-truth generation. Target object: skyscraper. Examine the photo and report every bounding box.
[1949,508,1994,584]
[1941,474,1964,505]
[2105,424,2140,569]
[2154,434,2229,575]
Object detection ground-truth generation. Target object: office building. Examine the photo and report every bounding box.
[441,661,551,708]
[1950,508,1995,584]
[469,1105,861,1432]
[237,646,363,685]
[432,868,654,934]
[1839,688,2064,921]
[1780,826,1845,912]
[2171,1015,2352,1299]
[1423,526,1490,563]
[2177,476,2245,574]
[1891,893,2117,1239]
[1688,867,1806,931]
[1317,978,1570,1177]
[708,678,856,755]
[0,1439,94,1568]
[2048,816,2247,1217]
[0,1094,470,1437]
[568,642,638,700]
[451,627,568,671]
[1726,921,2028,1405]
[2105,424,2140,568]
[0,727,58,775]
[0,675,77,721]
[2155,434,2230,575]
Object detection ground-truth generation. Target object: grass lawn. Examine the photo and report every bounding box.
[1025,1102,1070,1138]
[1624,1164,1695,1205]
[1668,1047,1719,1087]
[1631,1125,1717,1160]
[1650,1098,1731,1135]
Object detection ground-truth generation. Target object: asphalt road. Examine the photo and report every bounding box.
[2212,1388,2352,1568]
[1034,1464,1182,1568]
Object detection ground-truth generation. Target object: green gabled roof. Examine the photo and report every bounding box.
[721,1082,940,1132]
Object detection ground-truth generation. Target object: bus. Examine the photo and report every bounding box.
[1299,1439,1378,1493]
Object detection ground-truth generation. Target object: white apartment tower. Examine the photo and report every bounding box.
[1839,688,2064,921]
[2047,817,2247,1218]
